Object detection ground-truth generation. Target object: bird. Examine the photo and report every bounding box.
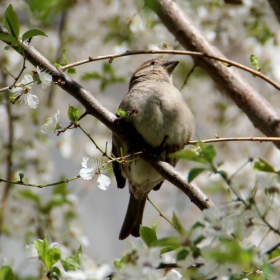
[112,59,195,240]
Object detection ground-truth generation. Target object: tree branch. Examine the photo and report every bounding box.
[267,0,280,24]
[147,0,280,148]
[0,25,213,212]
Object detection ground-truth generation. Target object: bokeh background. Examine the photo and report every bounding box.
[1,0,280,277]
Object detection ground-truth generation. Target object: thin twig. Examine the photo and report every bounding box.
[0,175,80,188]
[59,50,280,91]
[189,136,280,145]
[147,196,176,229]
[180,63,197,90]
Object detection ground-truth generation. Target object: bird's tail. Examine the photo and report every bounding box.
[119,194,146,240]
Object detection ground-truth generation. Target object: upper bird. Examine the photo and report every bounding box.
[112,59,195,240]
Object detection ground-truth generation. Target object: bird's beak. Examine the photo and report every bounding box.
[162,61,179,75]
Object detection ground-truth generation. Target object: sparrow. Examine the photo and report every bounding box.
[112,59,194,240]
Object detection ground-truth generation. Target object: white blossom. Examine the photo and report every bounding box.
[37,66,52,89]
[114,240,162,280]
[0,256,14,268]
[41,110,60,134]
[10,74,39,109]
[79,157,111,190]
[25,244,39,262]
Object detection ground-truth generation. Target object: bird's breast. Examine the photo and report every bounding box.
[122,82,193,148]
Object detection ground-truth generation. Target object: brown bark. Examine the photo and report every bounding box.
[267,0,280,24]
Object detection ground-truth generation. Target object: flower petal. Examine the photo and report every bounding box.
[25,93,39,109]
[22,74,34,85]
[80,167,95,180]
[97,174,111,190]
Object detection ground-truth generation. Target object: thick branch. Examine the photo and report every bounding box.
[0,25,213,211]
[147,0,280,148]
[267,0,280,24]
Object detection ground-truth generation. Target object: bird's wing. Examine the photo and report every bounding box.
[112,135,126,189]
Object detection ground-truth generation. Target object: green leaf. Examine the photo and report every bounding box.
[140,226,157,247]
[176,248,189,261]
[35,236,61,271]
[41,194,66,214]
[151,220,158,234]
[193,235,205,246]
[4,5,20,38]
[170,143,216,165]
[0,34,19,44]
[50,266,61,277]
[61,246,82,271]
[151,237,181,247]
[19,190,40,204]
[45,248,61,270]
[116,108,129,117]
[68,105,80,123]
[268,248,280,260]
[0,266,15,280]
[254,158,275,173]
[172,212,187,236]
[22,29,48,42]
[67,67,77,74]
[24,0,69,25]
[81,72,101,80]
[217,170,228,180]
[160,246,180,254]
[203,239,255,270]
[62,48,69,64]
[103,63,114,75]
[188,167,206,182]
[248,19,274,45]
[191,221,204,230]
[53,177,67,196]
[35,236,49,263]
[250,54,261,71]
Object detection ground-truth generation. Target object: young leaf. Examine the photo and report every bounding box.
[250,54,261,71]
[0,34,19,44]
[116,108,129,117]
[170,143,216,165]
[35,236,49,263]
[19,190,40,204]
[53,178,67,196]
[217,170,228,180]
[45,248,61,270]
[151,220,158,235]
[4,5,20,39]
[68,105,80,123]
[254,158,275,173]
[177,248,189,261]
[62,48,70,64]
[140,226,157,247]
[151,237,181,247]
[0,266,15,280]
[160,246,181,254]
[22,29,48,42]
[50,266,61,277]
[172,212,187,236]
[67,67,77,74]
[188,167,206,182]
[61,246,82,271]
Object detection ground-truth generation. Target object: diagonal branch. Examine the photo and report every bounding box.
[146,0,280,148]
[0,25,213,212]
[267,0,280,24]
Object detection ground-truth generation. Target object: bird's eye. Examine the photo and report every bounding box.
[150,60,156,66]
